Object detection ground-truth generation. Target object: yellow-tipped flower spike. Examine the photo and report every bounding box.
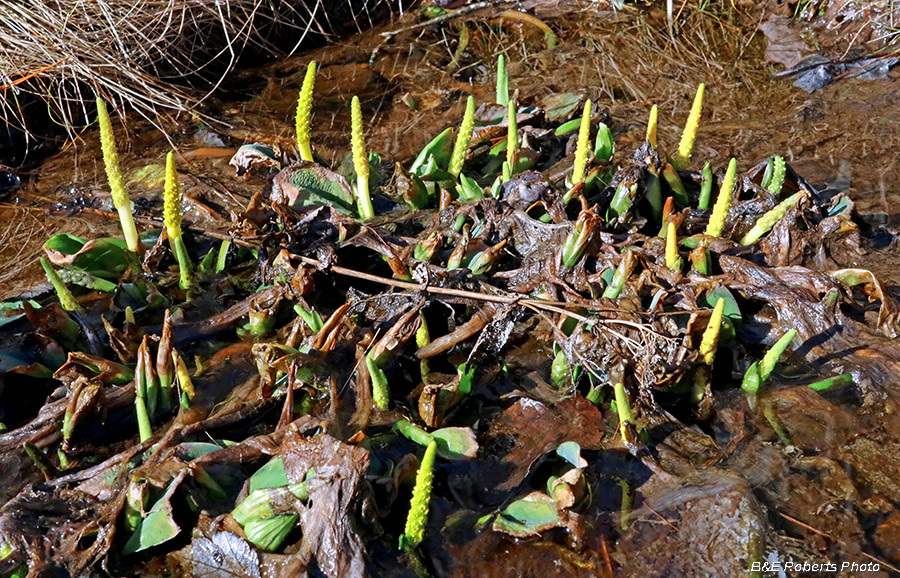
[163,153,181,238]
[350,95,375,221]
[571,99,592,186]
[402,440,437,550]
[449,95,475,178]
[40,257,83,312]
[96,96,142,253]
[646,104,658,149]
[705,158,737,238]
[665,222,683,271]
[671,83,705,171]
[172,351,195,409]
[699,297,725,366]
[163,152,192,289]
[295,61,317,162]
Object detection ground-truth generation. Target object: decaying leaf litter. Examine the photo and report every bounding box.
[3,3,900,578]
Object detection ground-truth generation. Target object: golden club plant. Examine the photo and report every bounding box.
[295,61,317,162]
[163,152,192,289]
[96,96,142,253]
[350,95,375,221]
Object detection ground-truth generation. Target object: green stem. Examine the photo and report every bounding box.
[396,419,435,447]
[613,382,634,443]
[602,251,635,299]
[40,257,82,312]
[135,389,152,443]
[698,160,713,209]
[216,239,230,273]
[506,100,517,176]
[170,234,193,289]
[808,374,853,392]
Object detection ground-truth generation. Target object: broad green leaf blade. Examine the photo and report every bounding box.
[243,515,297,552]
[57,268,118,292]
[123,482,181,554]
[555,441,586,469]
[431,427,478,460]
[409,128,455,176]
[44,235,131,279]
[249,457,289,493]
[491,492,563,537]
[271,163,355,214]
[175,442,224,461]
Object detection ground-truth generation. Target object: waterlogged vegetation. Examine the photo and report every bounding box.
[2,16,900,578]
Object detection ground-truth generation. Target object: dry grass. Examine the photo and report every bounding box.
[0,0,379,134]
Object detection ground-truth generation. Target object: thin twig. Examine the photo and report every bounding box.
[380,2,501,38]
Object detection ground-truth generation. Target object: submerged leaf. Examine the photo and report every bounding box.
[431,427,478,460]
[555,441,587,469]
[270,162,354,213]
[490,491,563,537]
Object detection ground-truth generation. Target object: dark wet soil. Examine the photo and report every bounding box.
[2,1,900,577]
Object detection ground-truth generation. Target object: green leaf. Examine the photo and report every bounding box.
[275,165,355,214]
[542,92,583,122]
[554,118,582,136]
[249,457,289,493]
[243,515,297,552]
[594,123,614,161]
[175,442,224,461]
[57,268,118,292]
[458,173,484,201]
[0,313,26,331]
[490,492,564,537]
[555,441,586,468]
[431,427,478,460]
[44,234,131,279]
[123,482,181,554]
[117,280,167,311]
[458,363,477,395]
[410,128,455,177]
[413,153,454,182]
[705,286,742,341]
